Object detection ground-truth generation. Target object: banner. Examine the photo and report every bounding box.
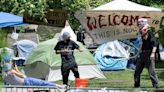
[23,9,68,27]
[75,11,164,44]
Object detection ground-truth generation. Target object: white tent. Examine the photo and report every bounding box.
[94,0,161,11]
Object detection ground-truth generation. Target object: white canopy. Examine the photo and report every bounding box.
[94,0,161,11]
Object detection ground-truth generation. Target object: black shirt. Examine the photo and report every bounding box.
[54,40,79,69]
[142,32,158,52]
[77,31,85,42]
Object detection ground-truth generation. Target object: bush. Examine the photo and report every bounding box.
[0,29,8,48]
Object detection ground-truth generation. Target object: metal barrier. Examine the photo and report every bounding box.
[1,86,164,92]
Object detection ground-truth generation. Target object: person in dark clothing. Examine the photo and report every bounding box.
[54,32,83,85]
[77,26,85,45]
[150,28,161,62]
[134,18,159,88]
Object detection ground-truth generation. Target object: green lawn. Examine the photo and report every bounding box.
[0,61,164,89]
[87,61,164,88]
[71,61,164,88]
[88,69,164,88]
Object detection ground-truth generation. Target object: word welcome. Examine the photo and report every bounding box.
[75,11,164,44]
[87,14,150,31]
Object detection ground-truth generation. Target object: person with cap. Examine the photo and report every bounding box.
[54,32,83,85]
[2,62,66,88]
[134,18,159,88]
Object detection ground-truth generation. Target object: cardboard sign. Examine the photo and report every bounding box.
[23,9,68,27]
[75,10,164,44]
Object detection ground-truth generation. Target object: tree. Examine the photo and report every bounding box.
[0,0,163,31]
[61,0,112,31]
[0,0,48,18]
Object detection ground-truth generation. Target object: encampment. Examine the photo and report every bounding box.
[24,25,105,81]
[86,0,162,70]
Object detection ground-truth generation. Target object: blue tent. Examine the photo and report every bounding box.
[0,12,25,28]
[93,40,131,71]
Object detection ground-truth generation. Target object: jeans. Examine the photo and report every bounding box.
[24,77,55,86]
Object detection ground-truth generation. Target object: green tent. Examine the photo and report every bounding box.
[25,38,97,66]
[24,38,105,81]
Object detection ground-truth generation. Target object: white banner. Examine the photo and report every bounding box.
[75,11,164,44]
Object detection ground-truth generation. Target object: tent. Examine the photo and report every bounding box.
[93,40,137,70]
[0,12,25,28]
[24,25,105,81]
[94,0,162,11]
[12,40,37,59]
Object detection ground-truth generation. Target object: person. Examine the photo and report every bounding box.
[54,32,83,85]
[77,26,85,45]
[3,62,66,88]
[134,18,159,88]
[149,27,161,62]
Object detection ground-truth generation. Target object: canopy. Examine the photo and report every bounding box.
[0,12,25,28]
[94,0,162,11]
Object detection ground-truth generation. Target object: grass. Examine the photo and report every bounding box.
[88,69,164,88]
[0,61,164,89]
[68,61,164,88]
[87,61,164,88]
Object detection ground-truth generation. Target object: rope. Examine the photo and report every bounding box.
[55,42,140,60]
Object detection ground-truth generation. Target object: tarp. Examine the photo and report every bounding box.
[93,40,134,70]
[94,0,162,11]
[12,40,37,59]
[0,12,25,28]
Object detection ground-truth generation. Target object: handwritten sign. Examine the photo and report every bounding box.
[75,11,164,44]
[23,9,68,27]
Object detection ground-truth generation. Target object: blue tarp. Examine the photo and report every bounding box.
[0,12,25,28]
[93,41,128,71]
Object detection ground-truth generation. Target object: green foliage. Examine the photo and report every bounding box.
[0,0,48,19]
[61,0,112,30]
[61,0,90,30]
[16,26,25,33]
[0,29,8,48]
[132,0,164,9]
[47,0,62,9]
[0,0,163,31]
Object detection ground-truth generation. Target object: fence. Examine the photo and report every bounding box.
[1,86,164,92]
